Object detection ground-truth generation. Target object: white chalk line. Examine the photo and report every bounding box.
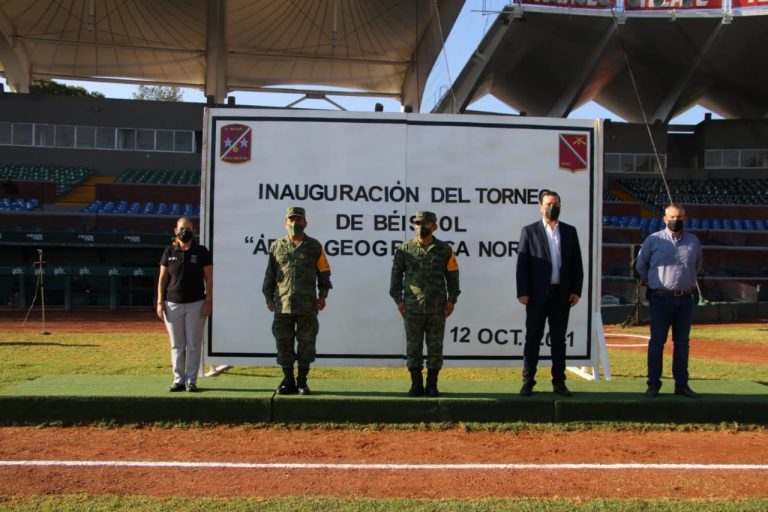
[2,460,768,471]
[605,333,647,347]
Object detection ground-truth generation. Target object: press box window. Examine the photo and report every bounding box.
[174,131,193,152]
[117,128,136,150]
[96,127,116,149]
[12,123,33,146]
[55,125,75,148]
[156,130,173,151]
[0,122,11,145]
[76,126,96,148]
[137,129,155,151]
[35,124,56,147]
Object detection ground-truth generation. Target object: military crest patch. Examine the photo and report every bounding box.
[220,124,252,163]
[559,133,588,172]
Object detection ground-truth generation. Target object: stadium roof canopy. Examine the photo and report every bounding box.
[0,0,464,109]
[434,1,768,122]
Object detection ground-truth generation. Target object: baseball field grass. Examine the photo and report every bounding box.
[1,322,767,393]
[2,495,768,512]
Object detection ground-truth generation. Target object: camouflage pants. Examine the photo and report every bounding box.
[272,313,319,368]
[404,312,445,370]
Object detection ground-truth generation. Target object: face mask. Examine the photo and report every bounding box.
[287,223,305,236]
[667,219,684,232]
[545,205,560,221]
[177,229,193,243]
[415,225,432,238]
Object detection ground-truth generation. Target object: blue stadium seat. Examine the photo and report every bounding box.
[733,219,743,231]
[723,219,733,230]
[712,219,722,230]
[755,219,766,231]
[743,219,754,231]
[701,219,711,230]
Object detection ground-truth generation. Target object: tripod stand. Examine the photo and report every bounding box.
[621,278,643,328]
[29,249,50,335]
[621,243,644,328]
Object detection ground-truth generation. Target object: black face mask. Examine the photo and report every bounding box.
[667,219,684,232]
[177,229,194,243]
[415,225,432,238]
[545,205,561,221]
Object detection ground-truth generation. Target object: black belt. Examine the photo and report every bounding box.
[652,289,693,297]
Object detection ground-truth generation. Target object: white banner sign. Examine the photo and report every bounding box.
[202,110,602,368]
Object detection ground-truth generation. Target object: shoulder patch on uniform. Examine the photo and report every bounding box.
[317,249,331,272]
[446,251,459,272]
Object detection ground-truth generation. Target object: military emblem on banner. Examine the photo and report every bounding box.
[220,124,252,163]
[558,133,588,172]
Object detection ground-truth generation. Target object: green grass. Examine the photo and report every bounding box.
[604,349,768,382]
[606,323,768,345]
[2,324,768,393]
[2,496,768,512]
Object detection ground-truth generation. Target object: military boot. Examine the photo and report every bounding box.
[297,366,311,395]
[277,366,297,395]
[425,368,440,397]
[408,368,424,397]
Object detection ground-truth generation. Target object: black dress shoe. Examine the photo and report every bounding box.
[674,386,699,398]
[519,382,534,396]
[277,380,298,395]
[552,383,573,397]
[169,382,185,392]
[186,383,199,392]
[645,387,660,398]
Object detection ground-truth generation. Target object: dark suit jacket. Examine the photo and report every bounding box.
[516,220,584,306]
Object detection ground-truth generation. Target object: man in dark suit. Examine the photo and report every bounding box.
[516,190,583,397]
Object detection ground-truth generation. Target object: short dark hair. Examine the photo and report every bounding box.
[539,189,561,204]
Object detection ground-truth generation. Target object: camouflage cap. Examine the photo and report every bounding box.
[285,206,305,218]
[414,211,437,223]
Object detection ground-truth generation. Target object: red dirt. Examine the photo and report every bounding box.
[2,427,768,499]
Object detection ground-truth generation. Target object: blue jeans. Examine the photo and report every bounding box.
[647,293,694,390]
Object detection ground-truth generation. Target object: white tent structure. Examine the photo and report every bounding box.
[0,0,464,109]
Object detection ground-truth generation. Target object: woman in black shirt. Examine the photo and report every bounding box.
[157,217,212,392]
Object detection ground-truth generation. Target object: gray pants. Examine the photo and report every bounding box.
[163,300,206,385]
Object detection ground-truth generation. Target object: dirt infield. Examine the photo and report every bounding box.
[2,427,768,499]
[3,308,768,500]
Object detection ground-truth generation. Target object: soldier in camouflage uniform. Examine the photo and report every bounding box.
[262,206,332,395]
[390,211,460,397]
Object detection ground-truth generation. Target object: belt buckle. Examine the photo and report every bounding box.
[673,289,686,296]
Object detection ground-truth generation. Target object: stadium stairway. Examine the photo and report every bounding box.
[1,376,766,424]
[56,176,115,207]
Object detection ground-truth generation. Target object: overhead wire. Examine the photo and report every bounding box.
[608,4,675,208]
[433,0,458,112]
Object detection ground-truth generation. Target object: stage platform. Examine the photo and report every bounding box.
[1,376,766,424]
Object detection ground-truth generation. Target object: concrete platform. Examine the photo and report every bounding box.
[1,376,766,424]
